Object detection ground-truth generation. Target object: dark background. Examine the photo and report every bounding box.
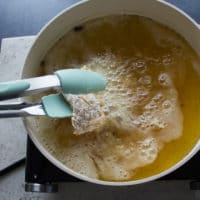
[0,0,199,44]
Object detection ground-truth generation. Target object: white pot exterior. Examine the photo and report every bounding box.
[22,0,200,186]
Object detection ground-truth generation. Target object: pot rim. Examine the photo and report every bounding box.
[22,0,200,186]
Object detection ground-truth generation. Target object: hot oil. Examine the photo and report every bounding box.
[28,15,200,181]
[132,55,200,180]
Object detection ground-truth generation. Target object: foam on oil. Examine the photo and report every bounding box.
[25,15,200,181]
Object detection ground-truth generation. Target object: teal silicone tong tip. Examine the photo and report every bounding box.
[42,94,72,118]
[55,69,106,94]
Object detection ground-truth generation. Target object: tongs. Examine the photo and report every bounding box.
[0,69,106,118]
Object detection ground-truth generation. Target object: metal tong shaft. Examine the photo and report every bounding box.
[0,102,45,118]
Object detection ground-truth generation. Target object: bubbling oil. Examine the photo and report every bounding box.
[26,15,200,181]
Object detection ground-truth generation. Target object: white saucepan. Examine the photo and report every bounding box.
[22,0,200,186]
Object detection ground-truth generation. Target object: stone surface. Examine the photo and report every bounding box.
[0,36,35,171]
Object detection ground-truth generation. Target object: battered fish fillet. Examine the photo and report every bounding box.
[64,94,106,135]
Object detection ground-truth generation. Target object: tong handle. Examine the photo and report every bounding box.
[0,80,30,100]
